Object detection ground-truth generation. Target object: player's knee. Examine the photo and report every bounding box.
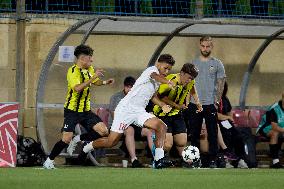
[124,127,134,136]
[106,138,119,148]
[62,133,73,144]
[143,128,153,137]
[62,137,72,144]
[93,122,108,134]
[100,129,109,137]
[158,121,167,133]
[164,142,173,151]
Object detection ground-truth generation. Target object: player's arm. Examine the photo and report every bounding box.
[72,68,104,92]
[151,93,167,107]
[190,85,203,112]
[215,77,225,106]
[160,96,187,110]
[217,112,233,121]
[151,93,172,113]
[271,122,284,132]
[93,78,115,86]
[155,79,179,109]
[73,75,99,92]
[90,67,114,86]
[215,61,226,106]
[270,110,284,132]
[150,72,175,88]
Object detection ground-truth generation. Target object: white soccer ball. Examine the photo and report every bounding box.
[182,145,200,163]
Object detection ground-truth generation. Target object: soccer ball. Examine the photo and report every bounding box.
[182,145,200,163]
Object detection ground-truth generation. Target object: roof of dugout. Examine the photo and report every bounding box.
[75,17,284,38]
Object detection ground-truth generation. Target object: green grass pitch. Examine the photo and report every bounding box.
[1,167,284,189]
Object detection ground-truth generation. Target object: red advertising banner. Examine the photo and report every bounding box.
[0,103,19,167]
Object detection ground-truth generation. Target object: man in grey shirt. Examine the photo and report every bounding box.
[109,76,154,168]
[185,36,226,168]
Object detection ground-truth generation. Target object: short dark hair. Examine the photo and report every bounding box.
[74,44,94,58]
[124,76,136,86]
[157,54,175,66]
[200,36,213,43]
[181,63,198,79]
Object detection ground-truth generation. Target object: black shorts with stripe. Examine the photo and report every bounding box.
[159,114,187,135]
[62,108,103,132]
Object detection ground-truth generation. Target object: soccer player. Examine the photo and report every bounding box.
[109,76,154,168]
[152,63,202,166]
[80,54,176,169]
[257,92,284,168]
[43,44,114,169]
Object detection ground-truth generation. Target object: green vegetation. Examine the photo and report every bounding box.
[0,0,12,10]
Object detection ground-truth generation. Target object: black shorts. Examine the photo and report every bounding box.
[159,114,187,135]
[131,124,147,141]
[62,108,103,133]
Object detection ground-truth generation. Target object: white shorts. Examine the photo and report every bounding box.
[110,108,155,134]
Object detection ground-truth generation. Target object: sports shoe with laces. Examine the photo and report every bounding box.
[209,160,217,168]
[43,158,55,169]
[67,135,80,156]
[238,159,248,168]
[270,162,283,169]
[226,162,234,168]
[216,154,226,168]
[132,159,143,168]
[153,157,173,169]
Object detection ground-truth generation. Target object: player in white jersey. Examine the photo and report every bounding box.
[80,54,176,168]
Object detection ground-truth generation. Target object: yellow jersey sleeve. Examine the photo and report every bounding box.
[157,74,176,97]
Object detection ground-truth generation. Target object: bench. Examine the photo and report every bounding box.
[231,108,273,167]
[232,108,268,142]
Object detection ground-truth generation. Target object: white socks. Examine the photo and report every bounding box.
[47,157,54,162]
[73,135,81,143]
[273,159,279,164]
[154,148,164,161]
[83,142,94,153]
[131,157,137,163]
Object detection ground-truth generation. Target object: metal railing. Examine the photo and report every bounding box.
[1,0,284,20]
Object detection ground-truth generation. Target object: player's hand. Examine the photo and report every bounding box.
[167,80,176,89]
[104,78,115,85]
[228,116,234,123]
[162,105,172,114]
[196,103,203,113]
[95,68,105,77]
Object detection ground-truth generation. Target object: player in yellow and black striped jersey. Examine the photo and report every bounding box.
[43,44,114,169]
[153,63,202,163]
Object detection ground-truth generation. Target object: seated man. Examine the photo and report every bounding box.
[109,76,154,168]
[257,92,284,168]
